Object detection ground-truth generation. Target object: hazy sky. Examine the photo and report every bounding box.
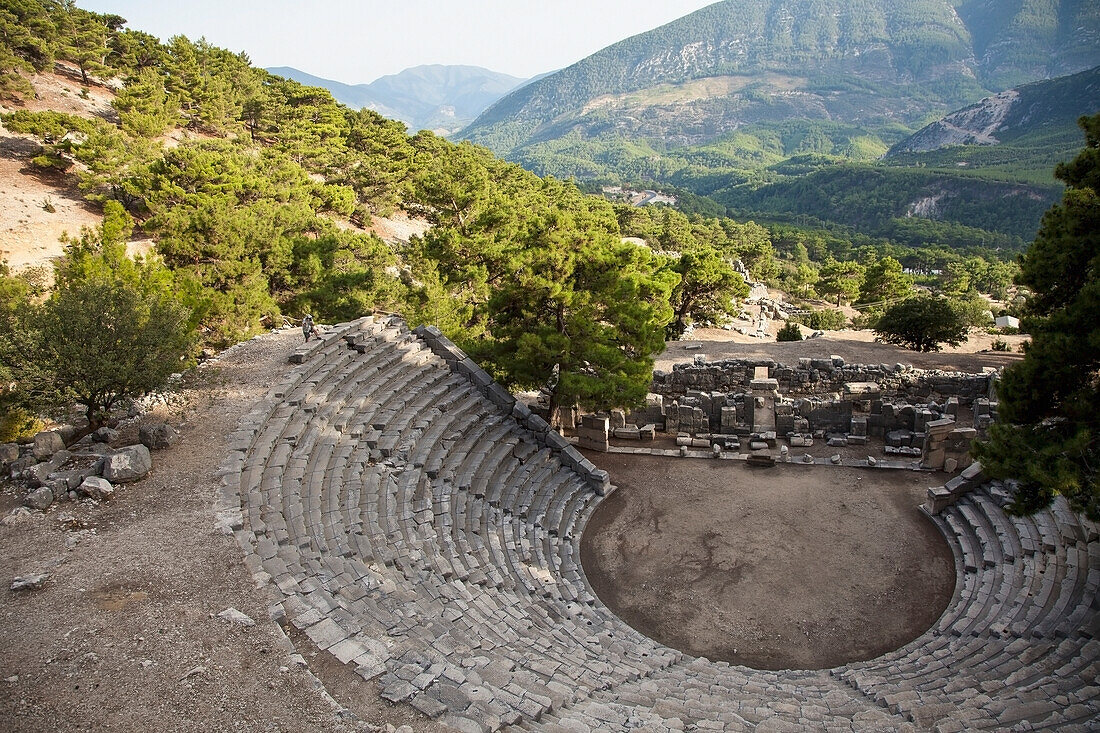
[79,1,719,83]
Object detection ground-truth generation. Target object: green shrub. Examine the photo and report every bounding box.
[0,408,44,443]
[797,307,847,330]
[991,338,1009,352]
[874,294,968,352]
[777,321,803,341]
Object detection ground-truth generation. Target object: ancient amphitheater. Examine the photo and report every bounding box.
[216,316,1100,732]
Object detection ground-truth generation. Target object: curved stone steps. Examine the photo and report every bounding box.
[834,486,1100,729]
[527,661,902,732]
[222,318,1100,732]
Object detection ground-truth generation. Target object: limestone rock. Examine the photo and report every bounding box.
[10,573,49,591]
[24,486,54,510]
[78,476,115,500]
[49,467,97,492]
[91,427,120,444]
[0,443,19,465]
[139,423,180,450]
[9,454,36,474]
[102,445,152,483]
[1,507,36,526]
[32,431,65,460]
[217,607,255,627]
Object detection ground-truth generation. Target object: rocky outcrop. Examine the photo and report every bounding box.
[890,91,1019,154]
[8,428,163,510]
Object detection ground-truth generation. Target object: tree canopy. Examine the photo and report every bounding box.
[975,115,1100,519]
[667,244,749,338]
[873,294,968,352]
[5,202,196,428]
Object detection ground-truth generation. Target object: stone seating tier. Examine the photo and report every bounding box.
[220,317,1100,732]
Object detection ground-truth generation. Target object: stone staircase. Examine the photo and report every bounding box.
[218,316,1100,732]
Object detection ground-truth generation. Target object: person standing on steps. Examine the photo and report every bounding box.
[302,314,315,341]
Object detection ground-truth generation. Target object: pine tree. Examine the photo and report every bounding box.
[974,115,1100,519]
[667,244,749,338]
[816,257,863,306]
[858,255,912,306]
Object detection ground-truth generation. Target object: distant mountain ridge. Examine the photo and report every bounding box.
[462,0,1100,161]
[890,66,1100,155]
[267,65,527,134]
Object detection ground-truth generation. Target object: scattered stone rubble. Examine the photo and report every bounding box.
[2,421,177,513]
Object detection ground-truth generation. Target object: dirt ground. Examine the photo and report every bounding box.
[660,324,1027,374]
[0,329,437,733]
[580,454,956,671]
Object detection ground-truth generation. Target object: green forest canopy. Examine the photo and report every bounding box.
[0,1,1029,420]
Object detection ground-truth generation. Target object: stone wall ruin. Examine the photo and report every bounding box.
[580,356,1000,473]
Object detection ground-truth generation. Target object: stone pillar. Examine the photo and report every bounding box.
[609,409,626,429]
[920,417,956,470]
[557,405,577,431]
[577,415,609,452]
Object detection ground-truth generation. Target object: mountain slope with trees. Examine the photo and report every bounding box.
[458,0,1098,249]
[464,0,1099,155]
[890,65,1100,155]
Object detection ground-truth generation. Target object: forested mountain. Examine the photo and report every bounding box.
[267,65,527,134]
[464,0,1099,156]
[458,0,1099,249]
[709,67,1100,242]
[890,66,1100,154]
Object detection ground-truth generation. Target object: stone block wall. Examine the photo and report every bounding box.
[921,419,977,472]
[577,415,610,453]
[652,358,994,405]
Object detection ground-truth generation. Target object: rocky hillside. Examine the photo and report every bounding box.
[462,0,1100,158]
[890,66,1100,154]
[268,64,526,134]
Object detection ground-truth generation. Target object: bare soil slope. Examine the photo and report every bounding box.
[0,67,151,273]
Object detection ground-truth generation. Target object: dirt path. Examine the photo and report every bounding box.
[580,454,956,670]
[0,329,431,733]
